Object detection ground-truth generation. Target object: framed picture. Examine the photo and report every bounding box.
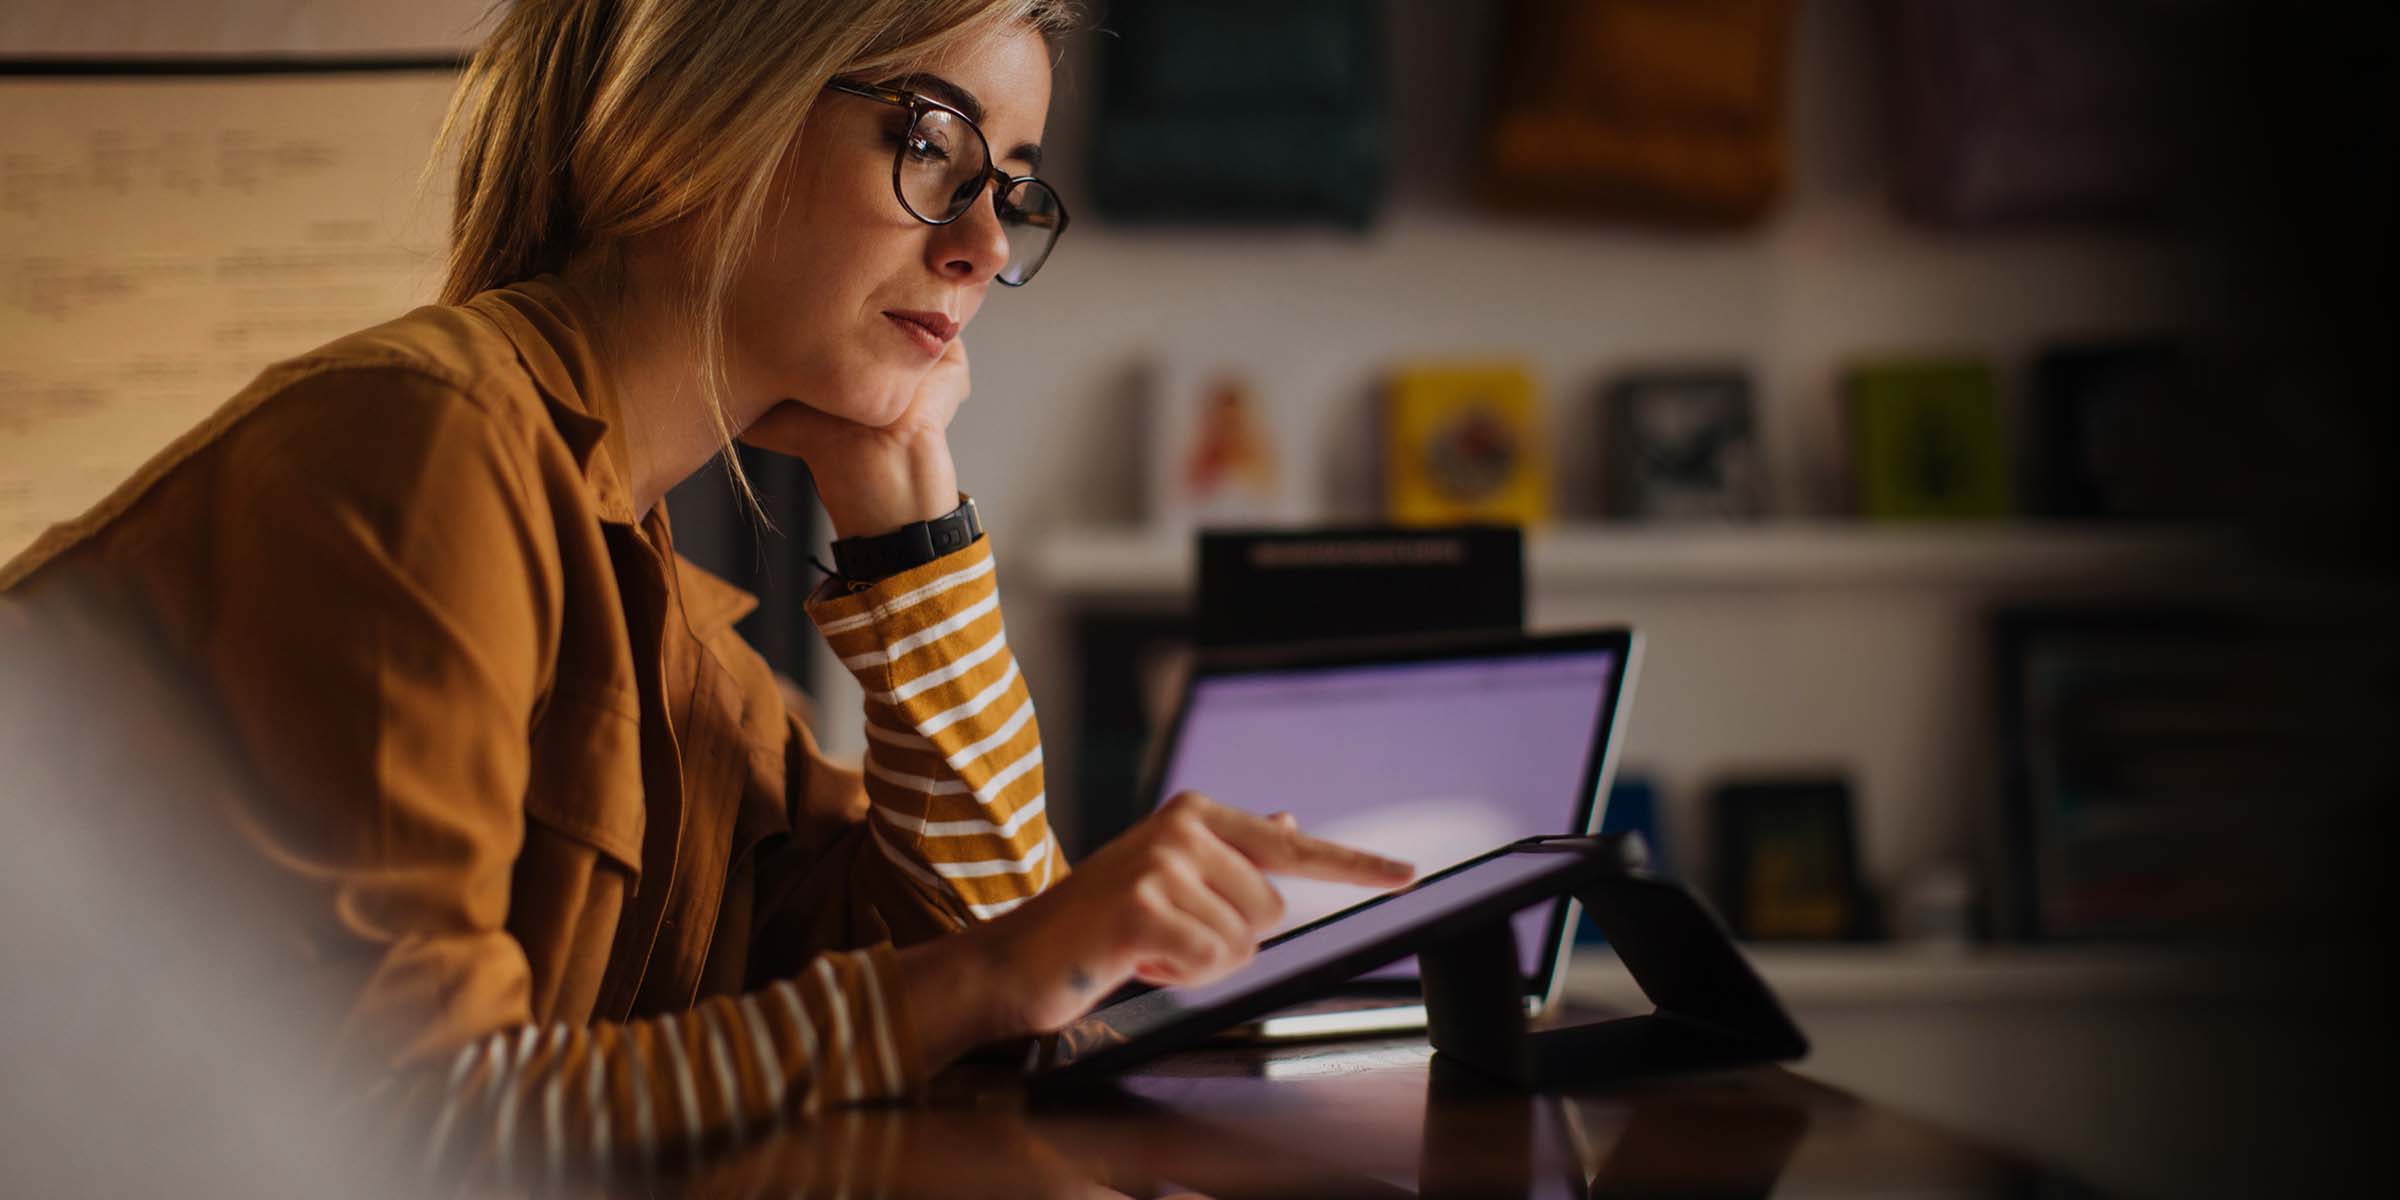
[1988,609,2245,941]
[1145,360,1320,530]
[1845,358,2013,520]
[1603,370,1765,520]
[1383,361,1549,527]
[1711,777,1873,941]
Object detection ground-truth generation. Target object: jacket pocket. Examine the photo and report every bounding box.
[523,685,646,876]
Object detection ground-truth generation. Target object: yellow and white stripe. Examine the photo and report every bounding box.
[417,947,908,1187]
[808,533,1065,920]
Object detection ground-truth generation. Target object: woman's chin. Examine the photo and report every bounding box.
[775,392,909,431]
[853,376,924,428]
[764,366,920,430]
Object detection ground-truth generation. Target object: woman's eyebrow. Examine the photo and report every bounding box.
[886,72,1043,171]
[888,72,985,124]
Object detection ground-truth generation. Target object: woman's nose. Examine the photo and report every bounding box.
[931,177,1011,283]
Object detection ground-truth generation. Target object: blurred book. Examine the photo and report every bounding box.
[1481,0,1794,227]
[1711,776,1875,942]
[1384,362,1549,527]
[1603,369,1766,520]
[1146,360,1318,530]
[2033,341,2201,519]
[1845,359,2012,520]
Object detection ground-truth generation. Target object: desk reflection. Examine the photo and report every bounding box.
[663,1033,2071,1199]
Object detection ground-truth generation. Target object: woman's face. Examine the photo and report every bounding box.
[726,24,1052,430]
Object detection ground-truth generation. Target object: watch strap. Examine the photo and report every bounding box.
[830,495,981,583]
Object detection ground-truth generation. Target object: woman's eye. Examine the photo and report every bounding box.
[880,128,949,164]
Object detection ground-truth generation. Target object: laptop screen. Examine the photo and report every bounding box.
[1155,646,1623,980]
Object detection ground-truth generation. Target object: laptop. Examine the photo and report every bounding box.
[1135,628,1640,1038]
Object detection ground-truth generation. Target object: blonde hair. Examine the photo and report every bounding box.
[438,0,1076,506]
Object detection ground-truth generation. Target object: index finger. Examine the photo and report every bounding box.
[1201,805,1414,887]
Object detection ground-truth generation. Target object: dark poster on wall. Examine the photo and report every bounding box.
[1087,0,1387,228]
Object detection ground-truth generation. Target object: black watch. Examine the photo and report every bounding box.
[830,495,982,584]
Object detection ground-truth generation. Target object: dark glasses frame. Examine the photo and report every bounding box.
[826,79,1069,286]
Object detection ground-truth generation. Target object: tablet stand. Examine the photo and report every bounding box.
[1420,843,1808,1089]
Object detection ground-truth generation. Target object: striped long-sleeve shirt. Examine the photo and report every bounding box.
[413,952,909,1185]
[815,544,1063,917]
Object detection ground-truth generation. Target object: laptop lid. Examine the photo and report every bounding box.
[1138,628,1640,1010]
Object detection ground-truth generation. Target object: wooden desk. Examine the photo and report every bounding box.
[667,1017,2083,1199]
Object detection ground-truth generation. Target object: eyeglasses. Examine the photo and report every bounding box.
[827,79,1068,287]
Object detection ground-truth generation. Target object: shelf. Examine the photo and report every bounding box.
[1563,944,2213,1009]
[1027,523,2237,600]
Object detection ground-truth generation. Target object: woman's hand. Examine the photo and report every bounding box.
[1000,791,1414,1032]
[740,336,969,538]
[896,792,1415,1068]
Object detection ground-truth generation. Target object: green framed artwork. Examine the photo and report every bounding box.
[1845,359,2013,520]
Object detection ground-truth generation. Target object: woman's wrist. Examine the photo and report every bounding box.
[893,923,1023,1073]
[814,432,958,540]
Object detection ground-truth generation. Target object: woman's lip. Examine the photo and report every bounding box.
[883,309,959,340]
[882,312,947,358]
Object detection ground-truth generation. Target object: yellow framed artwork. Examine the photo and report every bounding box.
[1383,362,1549,527]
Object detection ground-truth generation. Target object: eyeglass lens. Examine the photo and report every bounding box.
[896,106,1061,285]
[996,179,1062,286]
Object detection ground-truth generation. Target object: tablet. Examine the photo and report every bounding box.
[1029,834,1641,1089]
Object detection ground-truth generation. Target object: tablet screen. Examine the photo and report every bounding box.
[1160,649,1621,979]
[1042,846,1586,1074]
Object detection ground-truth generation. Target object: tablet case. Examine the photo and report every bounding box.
[1035,835,1803,1091]
[1421,838,1807,1088]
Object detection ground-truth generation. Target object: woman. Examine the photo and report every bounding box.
[0,0,1409,1181]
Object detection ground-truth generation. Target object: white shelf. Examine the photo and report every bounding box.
[1564,944,2212,1009]
[1028,523,2237,600]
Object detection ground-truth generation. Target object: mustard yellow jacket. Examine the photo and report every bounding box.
[0,276,1061,1180]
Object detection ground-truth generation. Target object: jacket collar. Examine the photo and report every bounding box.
[466,274,638,525]
[466,274,763,633]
